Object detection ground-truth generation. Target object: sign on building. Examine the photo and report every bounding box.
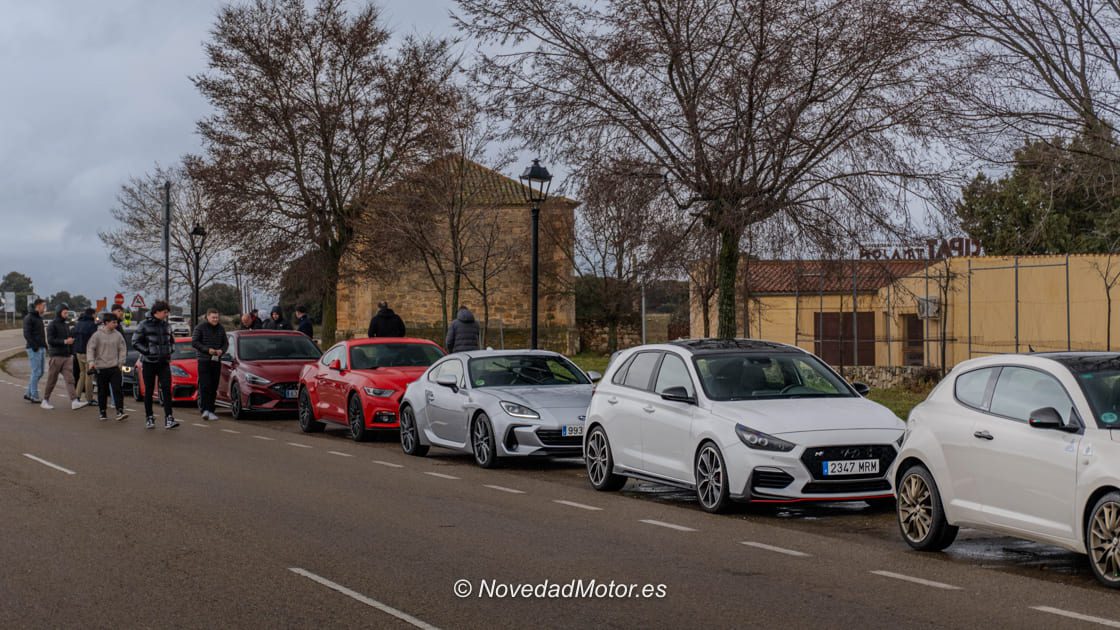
[858,237,983,261]
[1,291,14,313]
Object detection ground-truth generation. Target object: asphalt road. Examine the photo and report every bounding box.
[2,328,1119,629]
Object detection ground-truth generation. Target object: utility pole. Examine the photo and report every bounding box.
[162,181,171,305]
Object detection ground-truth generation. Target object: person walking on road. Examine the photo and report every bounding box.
[42,304,82,410]
[262,306,291,330]
[72,307,98,406]
[133,301,179,430]
[367,301,406,338]
[192,308,228,422]
[86,313,128,422]
[445,306,481,353]
[295,306,314,339]
[22,298,47,404]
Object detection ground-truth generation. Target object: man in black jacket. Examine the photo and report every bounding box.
[295,305,314,339]
[367,301,406,338]
[133,300,179,429]
[42,304,81,410]
[72,307,98,405]
[192,308,228,422]
[22,298,47,404]
[262,306,291,330]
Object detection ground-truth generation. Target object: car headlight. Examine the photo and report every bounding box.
[500,401,540,419]
[735,424,796,452]
[170,365,189,378]
[363,387,395,398]
[121,366,132,373]
[243,372,271,385]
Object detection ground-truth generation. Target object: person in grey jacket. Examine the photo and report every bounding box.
[445,306,480,353]
[86,313,128,421]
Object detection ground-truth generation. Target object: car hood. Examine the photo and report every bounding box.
[352,367,427,390]
[241,360,316,382]
[479,385,594,411]
[708,396,904,435]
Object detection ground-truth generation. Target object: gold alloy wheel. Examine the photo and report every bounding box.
[898,472,934,543]
[1089,500,1120,583]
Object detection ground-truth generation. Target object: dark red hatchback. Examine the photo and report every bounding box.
[218,330,323,419]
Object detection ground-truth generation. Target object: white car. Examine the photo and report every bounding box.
[584,339,905,513]
[167,315,191,337]
[894,353,1120,588]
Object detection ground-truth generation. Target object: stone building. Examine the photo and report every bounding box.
[336,158,579,352]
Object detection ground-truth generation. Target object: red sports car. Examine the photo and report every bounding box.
[298,337,445,441]
[134,337,199,404]
[218,330,323,419]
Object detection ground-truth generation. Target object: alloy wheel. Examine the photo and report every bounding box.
[401,408,417,452]
[298,391,311,430]
[695,445,723,510]
[1089,500,1120,584]
[231,384,242,418]
[349,397,364,440]
[586,431,609,486]
[472,418,492,465]
[898,472,934,543]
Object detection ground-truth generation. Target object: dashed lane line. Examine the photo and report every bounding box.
[870,570,961,591]
[221,429,241,434]
[372,460,404,468]
[289,568,440,630]
[424,472,460,480]
[192,423,208,428]
[252,435,276,441]
[22,453,76,475]
[639,519,696,532]
[553,500,603,511]
[328,451,353,457]
[287,442,312,449]
[741,541,811,557]
[1031,606,1120,628]
[484,484,525,494]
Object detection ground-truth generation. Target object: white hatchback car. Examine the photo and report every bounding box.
[584,339,905,513]
[893,353,1120,588]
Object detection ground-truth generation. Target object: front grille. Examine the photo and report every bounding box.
[269,382,299,398]
[173,385,195,398]
[800,444,896,481]
[535,429,582,447]
[752,469,795,489]
[801,479,892,494]
[249,393,272,407]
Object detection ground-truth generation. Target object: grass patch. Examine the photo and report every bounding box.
[868,386,933,420]
[570,353,611,375]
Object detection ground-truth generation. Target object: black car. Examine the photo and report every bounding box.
[120,325,140,393]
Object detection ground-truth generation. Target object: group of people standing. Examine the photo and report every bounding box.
[238,305,314,338]
[365,300,480,354]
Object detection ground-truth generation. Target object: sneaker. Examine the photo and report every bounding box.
[145,416,155,429]
[205,411,219,421]
[98,414,108,422]
[165,416,180,430]
[70,399,85,411]
[116,411,128,422]
[23,394,31,403]
[29,396,42,404]
[86,400,97,407]
[40,400,54,410]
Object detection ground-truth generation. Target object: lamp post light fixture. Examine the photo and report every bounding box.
[519,159,552,350]
[189,224,207,324]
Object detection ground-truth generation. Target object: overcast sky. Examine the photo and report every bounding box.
[0,0,457,307]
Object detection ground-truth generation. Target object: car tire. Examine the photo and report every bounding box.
[134,376,143,401]
[348,394,370,442]
[896,464,958,552]
[1086,491,1120,589]
[585,426,626,491]
[230,383,250,420]
[471,413,499,468]
[695,441,731,513]
[399,404,429,457]
[298,388,325,433]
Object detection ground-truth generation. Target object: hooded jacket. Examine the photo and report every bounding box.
[445,308,480,353]
[367,307,406,338]
[296,314,313,338]
[262,307,291,330]
[86,325,127,370]
[71,312,97,354]
[132,314,174,363]
[23,310,45,351]
[46,313,72,357]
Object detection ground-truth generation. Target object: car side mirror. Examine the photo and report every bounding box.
[661,386,696,405]
[1028,407,1077,432]
[329,359,342,371]
[436,373,459,393]
[587,370,602,383]
[851,382,870,397]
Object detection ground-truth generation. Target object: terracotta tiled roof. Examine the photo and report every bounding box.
[741,259,931,295]
[384,155,579,207]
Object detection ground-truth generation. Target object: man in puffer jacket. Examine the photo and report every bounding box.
[42,304,81,410]
[133,301,179,430]
[22,298,47,404]
[86,313,128,422]
[71,307,98,405]
[445,306,481,353]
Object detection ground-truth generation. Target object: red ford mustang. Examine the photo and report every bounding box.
[219,330,323,419]
[298,337,445,441]
[134,337,199,404]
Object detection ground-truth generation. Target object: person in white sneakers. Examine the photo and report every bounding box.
[86,313,128,422]
[42,304,83,410]
[191,308,227,421]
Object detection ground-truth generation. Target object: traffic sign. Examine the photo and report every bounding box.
[131,294,146,309]
[114,293,125,306]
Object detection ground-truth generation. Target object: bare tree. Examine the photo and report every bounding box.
[99,164,233,308]
[462,211,522,345]
[190,0,456,344]
[456,0,958,339]
[1089,238,1120,350]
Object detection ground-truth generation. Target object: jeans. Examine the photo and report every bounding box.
[197,359,221,415]
[95,367,123,415]
[25,348,44,399]
[142,360,173,419]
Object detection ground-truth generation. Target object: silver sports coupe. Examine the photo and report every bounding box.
[398,350,601,467]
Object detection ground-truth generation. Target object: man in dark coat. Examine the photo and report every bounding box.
[72,307,98,405]
[295,306,314,339]
[445,306,480,353]
[262,306,291,330]
[133,300,179,429]
[367,301,406,338]
[192,308,229,421]
[42,304,80,410]
[22,298,47,403]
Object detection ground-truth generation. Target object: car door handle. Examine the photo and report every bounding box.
[642,405,655,413]
[425,390,435,401]
[607,397,618,405]
[973,430,994,441]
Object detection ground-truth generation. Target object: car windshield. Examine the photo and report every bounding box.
[238,335,322,361]
[1053,355,1120,428]
[171,341,195,360]
[693,353,854,401]
[350,343,444,370]
[469,355,589,387]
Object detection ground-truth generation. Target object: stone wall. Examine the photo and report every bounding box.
[838,365,940,390]
[578,314,674,354]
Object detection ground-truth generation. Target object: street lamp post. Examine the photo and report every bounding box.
[189,224,207,324]
[519,159,552,350]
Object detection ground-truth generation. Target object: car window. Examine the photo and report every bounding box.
[351,343,444,370]
[989,366,1074,424]
[623,352,661,391]
[955,367,996,410]
[654,353,695,397]
[320,346,342,367]
[468,355,588,387]
[440,359,465,386]
[171,341,195,361]
[693,352,853,401]
[611,353,636,385]
[238,335,322,361]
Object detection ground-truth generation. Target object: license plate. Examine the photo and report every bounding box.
[822,459,879,476]
[284,389,298,399]
[561,424,584,437]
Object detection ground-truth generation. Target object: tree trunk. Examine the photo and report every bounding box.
[608,319,619,354]
[320,253,341,347]
[716,226,742,339]
[700,296,711,338]
[1108,287,1113,351]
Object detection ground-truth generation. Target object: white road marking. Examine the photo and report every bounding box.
[741,541,811,557]
[287,442,312,449]
[484,484,525,494]
[639,519,696,532]
[553,500,603,511]
[22,453,76,475]
[289,568,440,630]
[192,423,209,428]
[221,429,240,434]
[0,345,24,353]
[252,435,276,441]
[424,472,460,480]
[328,450,353,457]
[372,460,404,468]
[870,570,961,591]
[1031,607,1120,628]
